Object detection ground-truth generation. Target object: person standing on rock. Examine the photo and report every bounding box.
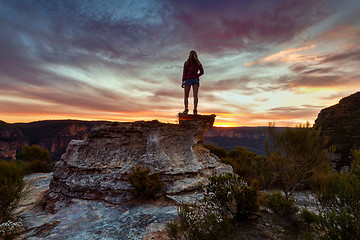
[182,50,204,115]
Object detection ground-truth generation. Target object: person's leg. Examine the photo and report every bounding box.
[193,84,199,113]
[184,85,191,113]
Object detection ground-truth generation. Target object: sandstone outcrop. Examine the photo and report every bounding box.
[50,117,233,204]
[314,92,360,168]
[0,120,105,160]
[0,121,27,160]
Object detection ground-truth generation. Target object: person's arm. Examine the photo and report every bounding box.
[182,62,187,82]
[198,64,204,77]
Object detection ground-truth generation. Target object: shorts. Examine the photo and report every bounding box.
[184,78,200,86]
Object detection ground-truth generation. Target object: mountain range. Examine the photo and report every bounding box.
[1,91,359,167]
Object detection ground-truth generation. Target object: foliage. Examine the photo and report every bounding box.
[265,122,330,199]
[204,173,259,220]
[174,203,234,240]
[350,148,360,176]
[127,166,163,199]
[168,173,258,239]
[313,92,360,168]
[262,191,298,218]
[16,144,53,173]
[219,147,274,189]
[0,219,23,240]
[300,208,317,226]
[234,182,260,220]
[0,160,27,223]
[203,173,241,218]
[203,144,227,159]
[311,161,360,240]
[167,221,180,239]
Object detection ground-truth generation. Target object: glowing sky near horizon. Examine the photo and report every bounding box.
[1,0,360,126]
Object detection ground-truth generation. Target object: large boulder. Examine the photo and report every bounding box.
[49,117,232,204]
[314,92,360,168]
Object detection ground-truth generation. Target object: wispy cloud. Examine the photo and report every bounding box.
[0,0,359,126]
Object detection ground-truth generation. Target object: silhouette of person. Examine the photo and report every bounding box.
[182,50,204,115]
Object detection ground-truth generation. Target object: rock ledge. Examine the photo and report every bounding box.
[50,118,232,204]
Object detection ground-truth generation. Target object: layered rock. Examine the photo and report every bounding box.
[50,117,232,204]
[15,120,106,160]
[0,121,27,160]
[314,92,360,168]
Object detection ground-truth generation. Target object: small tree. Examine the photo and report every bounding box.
[0,160,26,222]
[265,122,330,199]
[221,147,273,189]
[127,166,163,199]
[311,152,360,240]
[203,144,227,159]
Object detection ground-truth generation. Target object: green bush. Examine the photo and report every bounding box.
[0,219,24,240]
[350,148,360,176]
[203,144,227,159]
[311,170,360,239]
[204,173,259,220]
[203,173,240,218]
[16,144,53,173]
[168,173,258,240]
[234,183,260,220]
[166,221,180,239]
[262,191,298,218]
[0,160,26,223]
[221,147,274,189]
[174,203,234,240]
[127,166,163,199]
[265,123,330,199]
[300,208,317,226]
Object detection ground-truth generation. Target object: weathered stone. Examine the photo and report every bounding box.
[49,118,233,204]
[314,91,360,168]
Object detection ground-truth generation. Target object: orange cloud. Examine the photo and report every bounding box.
[245,44,317,66]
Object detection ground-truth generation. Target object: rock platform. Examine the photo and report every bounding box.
[49,116,232,204]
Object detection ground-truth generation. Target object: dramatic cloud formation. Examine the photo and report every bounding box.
[1,0,360,126]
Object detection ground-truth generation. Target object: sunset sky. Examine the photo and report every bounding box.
[1,0,360,127]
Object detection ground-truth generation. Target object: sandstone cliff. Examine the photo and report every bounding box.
[314,92,360,168]
[0,121,27,160]
[0,120,106,160]
[50,118,232,204]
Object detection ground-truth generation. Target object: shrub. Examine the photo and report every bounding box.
[234,183,260,220]
[262,191,298,218]
[127,166,163,199]
[16,144,53,173]
[0,160,26,222]
[350,148,360,176]
[300,208,317,226]
[204,173,259,220]
[311,170,360,239]
[265,123,330,199]
[175,203,234,240]
[203,144,227,159]
[221,147,273,189]
[168,173,259,239]
[0,219,23,240]
[167,173,258,239]
[203,173,241,218]
[166,221,180,239]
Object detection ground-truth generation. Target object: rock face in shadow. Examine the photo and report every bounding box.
[0,121,26,160]
[314,92,360,168]
[50,118,232,204]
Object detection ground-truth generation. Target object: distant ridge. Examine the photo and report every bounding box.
[0,119,282,160]
[204,126,287,155]
[0,120,107,160]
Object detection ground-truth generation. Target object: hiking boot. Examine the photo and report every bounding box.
[193,110,198,115]
[183,109,189,114]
